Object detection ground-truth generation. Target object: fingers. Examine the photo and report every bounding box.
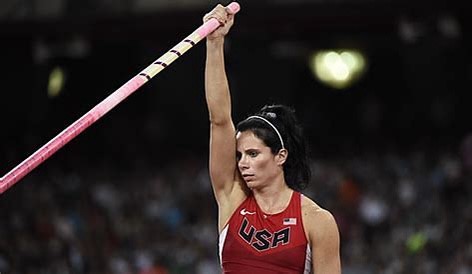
[203,4,233,25]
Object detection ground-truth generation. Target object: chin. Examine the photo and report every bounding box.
[245,180,257,189]
[245,180,263,190]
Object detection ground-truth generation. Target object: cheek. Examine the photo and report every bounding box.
[253,157,271,171]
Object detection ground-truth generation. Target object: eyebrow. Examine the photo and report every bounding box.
[237,148,260,154]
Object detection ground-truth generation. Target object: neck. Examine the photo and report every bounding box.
[252,181,293,214]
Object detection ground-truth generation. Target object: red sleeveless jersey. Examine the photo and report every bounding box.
[219,191,312,273]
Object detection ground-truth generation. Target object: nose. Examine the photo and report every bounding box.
[238,155,249,170]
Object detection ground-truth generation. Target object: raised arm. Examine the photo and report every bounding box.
[204,5,247,216]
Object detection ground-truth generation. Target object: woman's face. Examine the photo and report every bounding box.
[236,131,284,189]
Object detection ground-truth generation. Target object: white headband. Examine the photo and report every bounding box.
[246,115,285,150]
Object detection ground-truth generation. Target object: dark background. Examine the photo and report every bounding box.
[0,0,471,273]
[1,0,470,166]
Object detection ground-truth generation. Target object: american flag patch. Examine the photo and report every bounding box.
[283,218,297,225]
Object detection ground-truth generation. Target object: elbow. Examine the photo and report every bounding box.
[209,114,232,127]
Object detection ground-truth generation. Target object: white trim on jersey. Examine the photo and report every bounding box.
[219,225,229,268]
[304,244,312,274]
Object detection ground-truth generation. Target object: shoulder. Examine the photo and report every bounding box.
[300,194,332,222]
[301,195,341,273]
[300,195,339,244]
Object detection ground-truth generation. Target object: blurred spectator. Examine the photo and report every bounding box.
[0,138,470,273]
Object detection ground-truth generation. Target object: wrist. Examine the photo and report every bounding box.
[206,37,225,47]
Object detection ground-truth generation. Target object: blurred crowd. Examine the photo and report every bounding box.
[0,135,471,274]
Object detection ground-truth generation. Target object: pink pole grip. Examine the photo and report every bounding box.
[227,2,241,14]
[196,2,240,38]
[0,2,241,195]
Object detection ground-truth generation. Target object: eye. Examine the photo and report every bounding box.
[236,152,242,161]
[248,150,259,157]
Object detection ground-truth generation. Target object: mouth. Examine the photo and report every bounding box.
[242,174,255,181]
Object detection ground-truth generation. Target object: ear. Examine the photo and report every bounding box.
[275,149,288,166]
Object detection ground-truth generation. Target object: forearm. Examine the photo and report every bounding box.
[205,38,232,125]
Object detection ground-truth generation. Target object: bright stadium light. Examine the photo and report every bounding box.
[47,66,66,98]
[309,49,367,89]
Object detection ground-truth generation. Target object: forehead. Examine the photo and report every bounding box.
[236,131,266,149]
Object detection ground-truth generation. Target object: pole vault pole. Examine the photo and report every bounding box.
[0,2,240,194]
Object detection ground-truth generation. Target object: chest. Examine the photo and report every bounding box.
[227,199,307,254]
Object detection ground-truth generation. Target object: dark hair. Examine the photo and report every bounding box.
[236,104,311,191]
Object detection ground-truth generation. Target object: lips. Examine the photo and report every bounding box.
[242,174,255,181]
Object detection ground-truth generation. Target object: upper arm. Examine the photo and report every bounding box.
[209,121,237,193]
[304,204,341,273]
[209,121,246,207]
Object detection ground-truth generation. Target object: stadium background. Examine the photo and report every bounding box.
[0,0,470,273]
